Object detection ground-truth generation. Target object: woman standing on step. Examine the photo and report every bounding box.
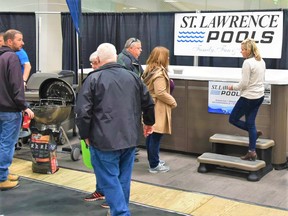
[228,38,265,161]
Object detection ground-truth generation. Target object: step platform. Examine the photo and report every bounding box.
[197,152,267,181]
[209,133,275,149]
[209,133,274,169]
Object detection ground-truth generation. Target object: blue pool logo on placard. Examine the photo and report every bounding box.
[177,31,205,43]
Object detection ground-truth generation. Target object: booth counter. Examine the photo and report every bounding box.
[78,66,288,167]
[168,66,288,84]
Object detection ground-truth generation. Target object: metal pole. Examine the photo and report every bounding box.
[78,0,83,86]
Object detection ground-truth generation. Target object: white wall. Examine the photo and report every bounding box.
[37,13,62,73]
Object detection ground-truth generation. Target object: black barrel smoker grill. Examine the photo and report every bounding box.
[30,78,80,163]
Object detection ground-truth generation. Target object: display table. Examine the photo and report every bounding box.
[79,66,288,168]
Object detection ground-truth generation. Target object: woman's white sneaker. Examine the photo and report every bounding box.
[159,160,165,166]
[149,164,170,173]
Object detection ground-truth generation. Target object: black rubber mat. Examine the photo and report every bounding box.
[0,178,187,216]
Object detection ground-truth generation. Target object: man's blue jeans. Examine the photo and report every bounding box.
[89,148,104,195]
[0,112,22,182]
[89,145,135,216]
[145,132,163,168]
[229,96,264,151]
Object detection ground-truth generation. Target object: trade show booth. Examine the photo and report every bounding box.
[79,66,288,168]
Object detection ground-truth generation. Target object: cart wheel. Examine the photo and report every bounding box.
[55,128,66,145]
[15,140,23,151]
[71,146,80,161]
[59,133,66,145]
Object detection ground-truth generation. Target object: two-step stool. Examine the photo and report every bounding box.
[197,133,275,181]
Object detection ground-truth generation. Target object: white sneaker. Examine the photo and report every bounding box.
[159,160,165,166]
[149,163,170,173]
[148,160,165,168]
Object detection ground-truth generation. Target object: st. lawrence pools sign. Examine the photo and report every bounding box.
[174,11,283,58]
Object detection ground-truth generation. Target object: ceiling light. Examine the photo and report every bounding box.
[164,0,179,2]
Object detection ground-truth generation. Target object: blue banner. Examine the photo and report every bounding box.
[66,0,81,35]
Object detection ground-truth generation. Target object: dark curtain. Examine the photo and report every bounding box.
[61,12,195,78]
[80,12,185,66]
[61,13,78,83]
[267,9,288,69]
[0,12,36,77]
[61,10,288,78]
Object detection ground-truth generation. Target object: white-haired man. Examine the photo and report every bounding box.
[83,50,106,204]
[75,43,155,216]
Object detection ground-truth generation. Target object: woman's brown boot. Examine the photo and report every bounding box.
[257,130,263,140]
[240,151,257,161]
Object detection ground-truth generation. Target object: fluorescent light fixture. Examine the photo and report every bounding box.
[164,0,179,2]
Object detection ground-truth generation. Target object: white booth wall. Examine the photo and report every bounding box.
[36,13,62,74]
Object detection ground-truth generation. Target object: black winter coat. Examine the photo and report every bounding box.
[75,62,154,151]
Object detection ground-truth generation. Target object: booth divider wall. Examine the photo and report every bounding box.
[270,85,288,166]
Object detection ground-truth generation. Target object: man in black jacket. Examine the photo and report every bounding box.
[117,38,144,162]
[117,37,143,77]
[75,43,154,216]
[0,29,34,191]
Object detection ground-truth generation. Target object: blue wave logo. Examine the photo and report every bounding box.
[177,40,203,43]
[210,90,221,95]
[178,35,204,39]
[177,31,205,43]
[179,31,205,34]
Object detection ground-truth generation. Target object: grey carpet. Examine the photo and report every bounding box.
[0,178,187,216]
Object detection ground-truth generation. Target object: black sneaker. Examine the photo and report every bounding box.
[84,191,105,202]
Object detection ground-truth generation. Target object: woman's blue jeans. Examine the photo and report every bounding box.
[145,132,163,168]
[0,112,22,182]
[89,145,135,216]
[229,96,264,151]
